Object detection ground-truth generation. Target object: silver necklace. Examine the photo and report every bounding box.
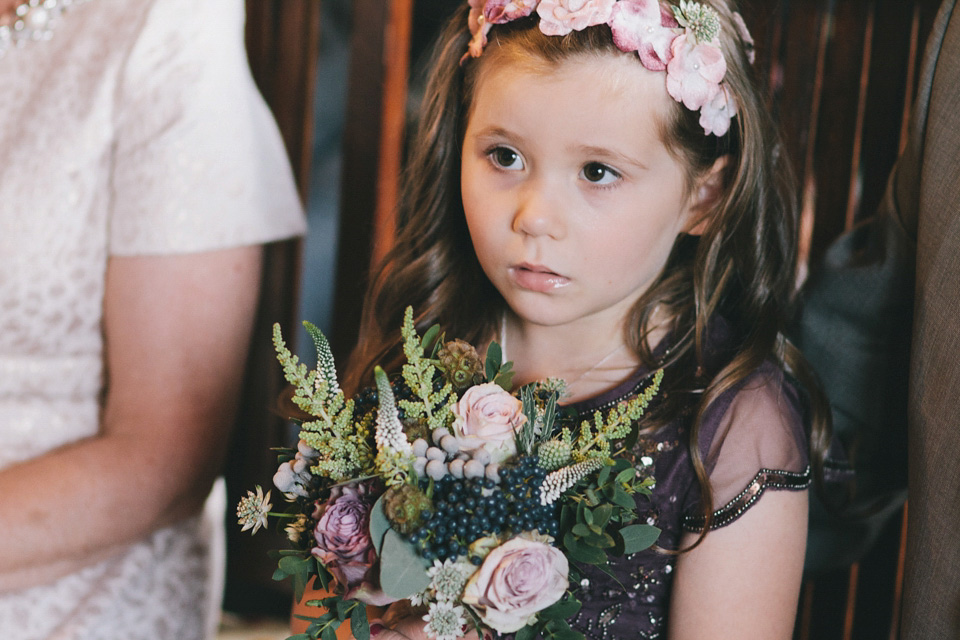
[0,0,89,59]
[499,321,628,393]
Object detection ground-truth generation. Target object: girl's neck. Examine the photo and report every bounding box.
[501,312,668,405]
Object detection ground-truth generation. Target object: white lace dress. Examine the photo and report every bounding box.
[0,0,306,637]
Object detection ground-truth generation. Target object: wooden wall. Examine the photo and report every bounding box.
[230,0,939,633]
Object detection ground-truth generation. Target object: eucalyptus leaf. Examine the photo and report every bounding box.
[369,494,392,556]
[421,324,441,356]
[597,465,612,486]
[611,488,636,511]
[486,342,502,380]
[321,624,339,640]
[336,599,351,620]
[278,555,313,603]
[572,523,592,538]
[539,596,581,619]
[619,524,661,554]
[563,532,606,564]
[582,507,594,526]
[615,468,636,485]
[593,504,613,528]
[516,624,536,640]
[351,602,370,640]
[379,528,431,598]
[585,489,599,506]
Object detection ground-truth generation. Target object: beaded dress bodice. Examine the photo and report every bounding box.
[560,360,810,639]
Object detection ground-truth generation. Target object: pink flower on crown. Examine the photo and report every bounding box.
[609,0,680,71]
[536,0,616,36]
[699,83,737,136]
[467,0,494,58]
[666,33,726,110]
[485,0,539,23]
[467,0,539,58]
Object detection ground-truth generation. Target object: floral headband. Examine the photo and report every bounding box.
[465,0,755,136]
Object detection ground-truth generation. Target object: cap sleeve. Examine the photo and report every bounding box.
[683,364,811,531]
[108,0,306,256]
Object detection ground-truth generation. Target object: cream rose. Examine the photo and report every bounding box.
[461,535,569,633]
[451,383,526,463]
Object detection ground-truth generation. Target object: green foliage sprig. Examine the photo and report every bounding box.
[273,322,373,482]
[397,307,458,432]
[570,369,663,463]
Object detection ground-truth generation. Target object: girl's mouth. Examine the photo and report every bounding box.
[509,263,571,292]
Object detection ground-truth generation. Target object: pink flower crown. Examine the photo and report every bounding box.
[465,0,755,137]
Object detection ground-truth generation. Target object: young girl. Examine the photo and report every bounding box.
[345,1,833,637]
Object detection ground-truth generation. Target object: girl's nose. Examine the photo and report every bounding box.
[512,183,565,240]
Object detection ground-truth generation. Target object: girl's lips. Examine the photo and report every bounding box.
[509,264,571,292]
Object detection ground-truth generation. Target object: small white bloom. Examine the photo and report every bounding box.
[236,485,272,535]
[427,558,472,601]
[409,589,430,607]
[423,601,467,640]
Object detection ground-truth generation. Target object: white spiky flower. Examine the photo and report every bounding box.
[374,366,412,455]
[428,558,471,602]
[540,458,606,505]
[409,589,430,607]
[237,485,272,534]
[305,321,341,396]
[422,601,467,640]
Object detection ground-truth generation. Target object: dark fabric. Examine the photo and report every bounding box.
[793,182,913,573]
[559,359,808,639]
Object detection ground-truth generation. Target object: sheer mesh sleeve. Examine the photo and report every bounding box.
[683,364,811,531]
[108,0,305,256]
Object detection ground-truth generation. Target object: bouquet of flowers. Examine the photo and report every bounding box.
[237,307,662,640]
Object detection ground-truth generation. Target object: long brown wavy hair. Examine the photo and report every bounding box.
[344,1,832,541]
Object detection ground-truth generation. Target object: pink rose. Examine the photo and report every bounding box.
[698,83,737,136]
[608,0,679,71]
[536,0,615,36]
[666,34,726,110]
[311,483,376,589]
[461,535,569,633]
[452,383,527,463]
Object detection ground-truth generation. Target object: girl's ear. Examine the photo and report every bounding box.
[683,155,730,236]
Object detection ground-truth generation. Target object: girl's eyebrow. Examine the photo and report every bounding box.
[471,125,517,142]
[574,144,649,171]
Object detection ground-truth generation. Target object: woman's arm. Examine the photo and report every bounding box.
[0,246,262,591]
[667,489,808,639]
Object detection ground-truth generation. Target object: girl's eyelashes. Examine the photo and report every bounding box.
[486,145,525,171]
[580,161,621,186]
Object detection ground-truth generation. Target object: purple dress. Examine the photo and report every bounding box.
[562,360,811,639]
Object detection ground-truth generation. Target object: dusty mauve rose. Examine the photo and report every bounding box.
[311,483,376,589]
[461,535,569,633]
[537,0,615,36]
[451,383,527,463]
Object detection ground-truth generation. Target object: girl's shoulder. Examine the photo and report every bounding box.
[688,360,811,530]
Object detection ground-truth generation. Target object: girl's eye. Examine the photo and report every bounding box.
[488,146,524,171]
[581,162,620,185]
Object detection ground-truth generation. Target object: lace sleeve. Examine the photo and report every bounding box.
[108,0,305,256]
[683,364,811,532]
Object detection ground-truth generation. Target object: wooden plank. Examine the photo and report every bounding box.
[222,0,319,616]
[332,0,391,361]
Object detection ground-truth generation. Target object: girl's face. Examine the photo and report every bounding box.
[461,52,704,336]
